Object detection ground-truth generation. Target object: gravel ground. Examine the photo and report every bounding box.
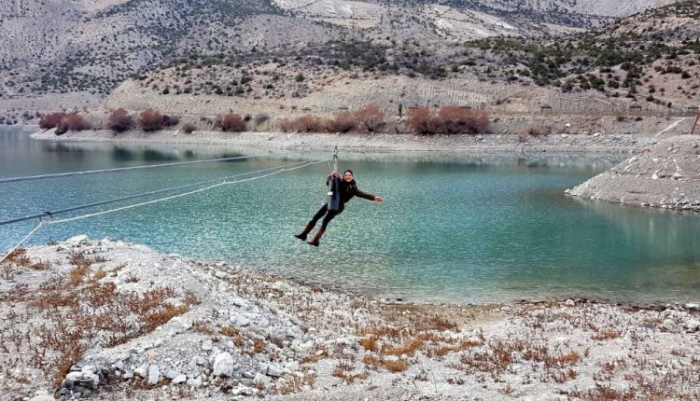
[2,238,699,401]
[569,135,700,211]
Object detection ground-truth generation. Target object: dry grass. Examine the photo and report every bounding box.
[1,247,31,278]
[273,371,315,394]
[380,338,423,357]
[253,339,266,354]
[359,335,378,352]
[301,348,329,364]
[29,260,51,271]
[219,325,239,337]
[192,319,214,335]
[569,384,637,400]
[362,354,409,373]
[592,330,622,341]
[0,254,194,389]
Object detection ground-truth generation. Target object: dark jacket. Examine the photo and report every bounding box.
[339,179,376,203]
[327,177,376,204]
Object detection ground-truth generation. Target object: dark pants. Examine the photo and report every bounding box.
[310,203,344,229]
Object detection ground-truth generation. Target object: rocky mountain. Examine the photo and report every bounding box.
[0,0,682,106]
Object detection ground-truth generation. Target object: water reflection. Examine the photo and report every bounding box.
[112,147,137,162]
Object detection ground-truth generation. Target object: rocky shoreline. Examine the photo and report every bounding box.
[568,135,700,212]
[26,114,696,155]
[1,237,699,401]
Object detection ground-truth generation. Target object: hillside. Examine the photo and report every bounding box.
[87,0,699,127]
[0,0,684,119]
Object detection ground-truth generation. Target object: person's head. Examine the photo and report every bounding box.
[343,170,354,182]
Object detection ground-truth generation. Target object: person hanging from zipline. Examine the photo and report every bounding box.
[295,169,383,247]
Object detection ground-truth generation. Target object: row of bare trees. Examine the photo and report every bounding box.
[278,105,386,134]
[38,113,91,135]
[407,106,489,135]
[38,105,490,136]
[277,105,489,135]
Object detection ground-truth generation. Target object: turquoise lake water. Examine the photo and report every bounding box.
[2,126,700,304]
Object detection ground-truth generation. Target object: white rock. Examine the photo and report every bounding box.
[236,316,251,327]
[172,375,187,385]
[66,371,99,387]
[213,352,234,377]
[81,365,97,374]
[271,281,291,292]
[66,235,89,246]
[28,396,56,401]
[684,303,699,310]
[186,378,202,387]
[231,297,248,308]
[684,319,700,332]
[202,340,213,351]
[565,299,575,306]
[165,370,181,380]
[284,361,300,372]
[147,365,161,385]
[266,363,282,377]
[254,373,271,385]
[233,386,255,396]
[134,365,148,378]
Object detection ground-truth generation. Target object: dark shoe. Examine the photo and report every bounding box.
[295,223,313,241]
[307,228,326,247]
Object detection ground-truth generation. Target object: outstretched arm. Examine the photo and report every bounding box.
[355,189,383,203]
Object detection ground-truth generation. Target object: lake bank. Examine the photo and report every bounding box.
[26,114,696,155]
[3,237,699,401]
[29,128,654,155]
[568,135,700,212]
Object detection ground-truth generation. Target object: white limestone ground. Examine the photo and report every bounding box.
[568,135,700,211]
[1,237,699,401]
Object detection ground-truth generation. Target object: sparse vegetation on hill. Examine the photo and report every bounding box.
[1,0,697,124]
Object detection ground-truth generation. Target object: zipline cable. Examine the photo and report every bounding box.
[44,159,326,226]
[0,221,43,265]
[0,160,314,227]
[0,151,306,185]
[0,158,327,261]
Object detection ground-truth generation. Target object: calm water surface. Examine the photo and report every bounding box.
[2,126,699,304]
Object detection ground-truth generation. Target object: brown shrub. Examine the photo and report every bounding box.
[108,109,134,133]
[327,112,357,133]
[215,113,247,132]
[408,106,489,135]
[138,109,164,132]
[354,104,386,132]
[181,123,196,134]
[437,106,489,135]
[55,114,91,135]
[279,115,327,133]
[407,107,435,135]
[138,109,179,132]
[39,112,67,129]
